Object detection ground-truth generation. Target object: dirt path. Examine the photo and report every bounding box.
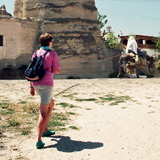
[1,78,160,160]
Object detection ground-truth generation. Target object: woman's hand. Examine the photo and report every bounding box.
[54,69,60,74]
[30,87,35,96]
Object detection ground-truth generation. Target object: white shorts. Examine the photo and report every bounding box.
[34,85,53,105]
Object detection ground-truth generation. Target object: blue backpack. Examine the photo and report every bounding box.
[25,50,51,81]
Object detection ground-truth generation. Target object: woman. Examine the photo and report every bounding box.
[30,33,60,149]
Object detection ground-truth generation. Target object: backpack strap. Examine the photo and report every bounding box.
[42,49,51,57]
[34,51,37,58]
[33,49,51,59]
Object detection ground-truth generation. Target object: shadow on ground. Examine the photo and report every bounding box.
[43,135,103,152]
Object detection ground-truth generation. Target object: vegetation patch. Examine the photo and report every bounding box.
[99,94,132,106]
[18,101,28,104]
[20,127,32,135]
[8,118,20,127]
[0,103,15,115]
[48,112,68,131]
[76,98,97,102]
[147,111,155,114]
[62,94,74,99]
[69,126,79,130]
[67,112,77,116]
[86,108,92,110]
[69,104,79,108]
[57,102,79,108]
[0,102,37,135]
[121,107,127,109]
[57,102,69,108]
[0,101,76,137]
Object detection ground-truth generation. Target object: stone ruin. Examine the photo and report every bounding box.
[0,0,115,79]
[0,5,12,18]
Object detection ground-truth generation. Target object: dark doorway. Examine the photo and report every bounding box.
[0,35,3,46]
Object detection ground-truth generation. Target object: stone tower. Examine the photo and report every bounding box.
[13,0,113,78]
[14,0,97,21]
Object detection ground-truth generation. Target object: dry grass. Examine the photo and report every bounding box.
[0,101,75,137]
[0,102,38,136]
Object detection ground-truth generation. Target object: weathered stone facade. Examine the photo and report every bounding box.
[0,0,114,79]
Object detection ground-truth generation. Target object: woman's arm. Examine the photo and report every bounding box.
[30,82,35,96]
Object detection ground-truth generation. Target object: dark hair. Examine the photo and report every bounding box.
[39,33,53,47]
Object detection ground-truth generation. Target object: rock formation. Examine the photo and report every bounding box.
[0,0,114,79]
[0,5,12,18]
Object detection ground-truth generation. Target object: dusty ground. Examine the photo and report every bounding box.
[1,78,160,160]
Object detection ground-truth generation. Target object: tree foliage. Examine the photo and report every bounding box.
[104,32,121,49]
[97,12,108,29]
[97,12,121,49]
[154,35,160,53]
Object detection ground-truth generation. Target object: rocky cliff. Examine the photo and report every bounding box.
[0,0,114,79]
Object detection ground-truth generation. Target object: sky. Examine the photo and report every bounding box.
[95,0,160,37]
[0,0,160,37]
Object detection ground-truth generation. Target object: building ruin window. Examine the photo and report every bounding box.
[122,39,127,45]
[146,40,154,45]
[0,35,3,46]
[137,39,143,44]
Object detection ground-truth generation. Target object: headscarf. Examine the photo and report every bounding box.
[126,36,137,54]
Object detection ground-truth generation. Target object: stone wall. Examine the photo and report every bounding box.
[14,0,97,20]
[0,17,38,68]
[0,0,115,79]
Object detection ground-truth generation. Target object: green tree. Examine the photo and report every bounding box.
[97,12,108,29]
[97,12,121,49]
[154,35,160,53]
[104,32,121,49]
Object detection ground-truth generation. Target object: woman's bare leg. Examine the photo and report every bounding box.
[37,104,49,142]
[43,99,54,132]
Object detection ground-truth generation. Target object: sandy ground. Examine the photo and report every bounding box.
[1,78,160,160]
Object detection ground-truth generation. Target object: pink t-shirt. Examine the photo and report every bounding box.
[32,49,60,87]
